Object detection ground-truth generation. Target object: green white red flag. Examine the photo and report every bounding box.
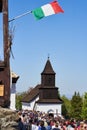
[32,1,64,20]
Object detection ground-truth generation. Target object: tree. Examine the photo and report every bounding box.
[81,92,87,120]
[71,92,82,120]
[16,87,33,110]
[16,92,27,110]
[61,95,71,119]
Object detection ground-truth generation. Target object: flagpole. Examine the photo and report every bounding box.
[9,10,32,22]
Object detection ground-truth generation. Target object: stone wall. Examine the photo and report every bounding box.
[0,106,19,130]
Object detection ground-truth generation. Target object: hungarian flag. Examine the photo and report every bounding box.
[32,1,64,20]
[0,0,2,12]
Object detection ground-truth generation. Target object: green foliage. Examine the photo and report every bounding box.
[81,92,87,120]
[16,92,27,110]
[71,92,82,120]
[16,87,34,110]
[61,92,87,120]
[57,89,61,99]
[61,95,71,119]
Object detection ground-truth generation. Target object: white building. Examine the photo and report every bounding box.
[22,58,63,116]
[10,71,19,110]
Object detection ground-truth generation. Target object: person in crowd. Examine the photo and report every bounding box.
[77,121,84,130]
[18,117,26,130]
[46,121,52,130]
[32,118,39,130]
[52,122,60,130]
[38,120,47,130]
[51,120,58,129]
[83,123,87,130]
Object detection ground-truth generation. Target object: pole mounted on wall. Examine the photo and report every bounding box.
[0,0,10,107]
[9,10,32,22]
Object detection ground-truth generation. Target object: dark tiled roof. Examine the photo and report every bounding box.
[36,99,62,104]
[21,59,62,104]
[22,84,41,103]
[41,59,55,74]
[22,84,62,104]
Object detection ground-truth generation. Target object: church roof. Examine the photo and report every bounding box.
[36,99,62,104]
[22,84,41,102]
[41,58,55,74]
[22,58,62,104]
[22,84,62,104]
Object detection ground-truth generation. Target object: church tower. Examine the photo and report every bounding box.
[22,58,62,115]
[35,58,62,115]
[41,57,55,87]
[39,58,59,100]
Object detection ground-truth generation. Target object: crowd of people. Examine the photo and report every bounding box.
[17,110,87,130]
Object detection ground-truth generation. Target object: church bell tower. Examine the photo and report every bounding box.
[39,58,60,100]
[0,0,10,107]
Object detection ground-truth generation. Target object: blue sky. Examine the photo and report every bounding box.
[0,0,87,98]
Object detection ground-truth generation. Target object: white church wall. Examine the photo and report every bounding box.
[36,103,62,116]
[22,97,62,116]
[22,102,31,110]
[22,96,39,110]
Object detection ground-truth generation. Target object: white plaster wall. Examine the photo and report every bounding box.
[22,102,31,110]
[10,83,16,110]
[22,96,39,110]
[22,96,62,116]
[36,103,62,115]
